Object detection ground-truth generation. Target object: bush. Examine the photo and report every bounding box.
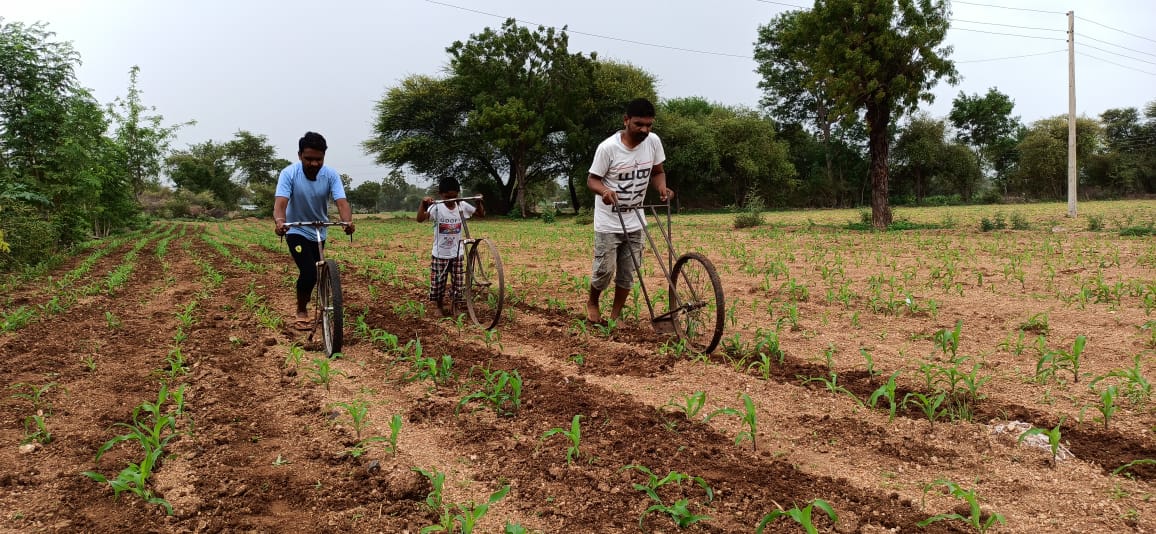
[980,212,1007,232]
[574,206,593,225]
[1120,224,1156,237]
[0,201,57,271]
[1086,214,1104,231]
[1010,211,1031,230]
[540,206,557,224]
[733,188,766,229]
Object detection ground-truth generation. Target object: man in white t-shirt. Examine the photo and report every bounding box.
[417,177,484,316]
[585,98,675,324]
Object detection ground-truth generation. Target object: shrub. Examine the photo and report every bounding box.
[980,212,1007,232]
[1086,214,1104,231]
[574,206,593,225]
[1010,212,1031,230]
[733,188,766,229]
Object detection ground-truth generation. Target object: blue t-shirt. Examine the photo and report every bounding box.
[274,162,347,242]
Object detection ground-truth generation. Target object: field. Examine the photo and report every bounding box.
[2,200,1156,533]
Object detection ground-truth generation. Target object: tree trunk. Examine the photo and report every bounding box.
[567,174,580,213]
[514,165,527,218]
[865,102,893,229]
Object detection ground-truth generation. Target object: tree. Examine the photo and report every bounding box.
[225,130,288,216]
[555,60,657,211]
[756,10,846,201]
[948,87,1020,194]
[892,114,946,203]
[0,18,140,259]
[107,66,192,199]
[756,0,957,228]
[658,98,796,207]
[1013,116,1101,199]
[347,180,381,212]
[166,141,241,210]
[366,19,604,216]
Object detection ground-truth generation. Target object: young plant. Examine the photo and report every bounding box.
[1018,418,1065,466]
[932,320,963,361]
[903,391,947,427]
[662,391,707,420]
[868,370,904,422]
[540,415,582,465]
[331,399,370,440]
[705,393,758,451]
[1091,385,1119,430]
[458,368,523,416]
[916,479,1004,533]
[307,357,347,392]
[622,464,713,530]
[756,499,838,534]
[1091,355,1151,405]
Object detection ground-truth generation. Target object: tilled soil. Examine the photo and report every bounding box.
[1,216,1154,533]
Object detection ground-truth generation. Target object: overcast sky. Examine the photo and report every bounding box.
[5,0,1155,186]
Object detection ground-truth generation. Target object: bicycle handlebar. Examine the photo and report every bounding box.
[283,221,350,227]
[429,195,483,205]
[611,200,671,212]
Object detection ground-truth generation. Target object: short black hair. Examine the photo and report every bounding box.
[625,98,656,118]
[438,176,460,193]
[298,131,328,153]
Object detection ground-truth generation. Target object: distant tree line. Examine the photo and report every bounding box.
[3,8,1154,271]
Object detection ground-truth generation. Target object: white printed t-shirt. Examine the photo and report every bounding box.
[427,202,477,259]
[588,131,666,234]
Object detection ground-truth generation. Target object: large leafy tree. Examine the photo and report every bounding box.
[554,60,657,211]
[755,10,850,201]
[166,141,241,209]
[226,130,288,215]
[0,18,140,263]
[659,98,796,207]
[892,114,946,203]
[107,65,192,200]
[366,19,605,216]
[1092,105,1156,195]
[948,87,1020,194]
[756,0,957,228]
[1013,116,1101,199]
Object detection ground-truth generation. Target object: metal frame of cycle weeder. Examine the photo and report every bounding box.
[613,201,725,354]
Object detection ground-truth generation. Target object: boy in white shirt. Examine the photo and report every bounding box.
[585,98,675,324]
[417,177,484,316]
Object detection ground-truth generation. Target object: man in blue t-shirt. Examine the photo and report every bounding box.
[273,131,355,329]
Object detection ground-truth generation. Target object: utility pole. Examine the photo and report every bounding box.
[1067,10,1078,218]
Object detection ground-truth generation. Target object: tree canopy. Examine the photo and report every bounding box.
[755,0,957,228]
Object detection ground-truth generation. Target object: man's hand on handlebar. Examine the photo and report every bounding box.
[275,220,288,236]
[343,221,355,235]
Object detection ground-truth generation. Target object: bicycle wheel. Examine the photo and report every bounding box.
[318,259,343,356]
[464,238,504,330]
[670,252,725,354]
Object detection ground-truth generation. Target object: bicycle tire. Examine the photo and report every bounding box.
[670,252,725,354]
[464,239,505,330]
[319,259,343,356]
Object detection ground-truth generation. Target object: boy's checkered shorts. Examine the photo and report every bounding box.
[429,256,465,304]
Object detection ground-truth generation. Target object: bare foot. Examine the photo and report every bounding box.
[585,301,601,323]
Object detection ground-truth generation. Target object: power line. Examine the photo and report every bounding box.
[1076,51,1156,76]
[1077,43,1156,66]
[956,49,1066,63]
[951,18,1063,33]
[1076,15,1156,45]
[951,27,1065,41]
[953,1,1065,15]
[752,0,807,9]
[425,0,752,59]
[1077,33,1156,59]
